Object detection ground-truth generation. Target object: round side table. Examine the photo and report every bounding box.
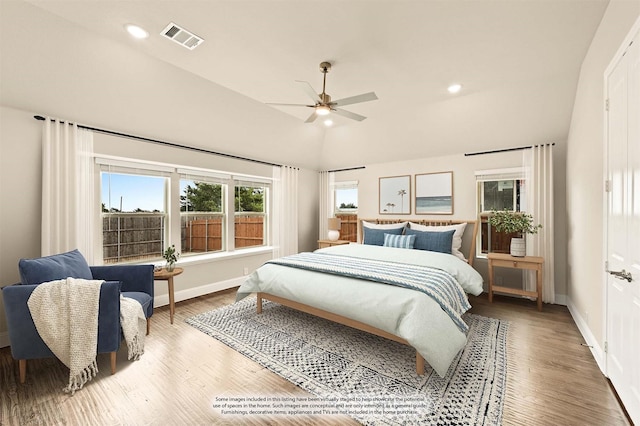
[153,267,184,324]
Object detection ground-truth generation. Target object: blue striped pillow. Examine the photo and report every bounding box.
[383,233,416,249]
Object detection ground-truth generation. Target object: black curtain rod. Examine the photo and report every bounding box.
[34,115,282,168]
[464,143,555,157]
[327,166,366,173]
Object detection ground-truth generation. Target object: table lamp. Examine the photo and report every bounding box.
[327,217,341,241]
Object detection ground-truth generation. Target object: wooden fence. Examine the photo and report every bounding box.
[335,213,358,242]
[103,214,164,263]
[103,212,265,263]
[182,215,264,252]
[479,215,517,254]
[235,215,265,248]
[182,217,222,252]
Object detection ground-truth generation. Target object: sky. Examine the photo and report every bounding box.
[101,173,167,212]
[335,188,357,208]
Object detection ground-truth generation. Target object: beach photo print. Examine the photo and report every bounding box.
[415,172,453,215]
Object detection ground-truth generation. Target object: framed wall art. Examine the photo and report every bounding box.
[415,171,453,215]
[379,175,411,214]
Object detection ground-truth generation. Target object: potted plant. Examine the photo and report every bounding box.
[488,209,542,257]
[163,245,180,271]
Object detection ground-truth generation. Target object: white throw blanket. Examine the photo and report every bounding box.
[119,295,146,361]
[27,278,146,394]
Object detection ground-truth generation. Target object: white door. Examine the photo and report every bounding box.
[606,25,640,424]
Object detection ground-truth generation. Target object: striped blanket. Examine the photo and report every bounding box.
[267,252,471,333]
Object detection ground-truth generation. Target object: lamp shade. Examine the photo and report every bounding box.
[328,218,341,230]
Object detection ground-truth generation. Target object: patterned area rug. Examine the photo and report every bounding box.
[187,297,508,425]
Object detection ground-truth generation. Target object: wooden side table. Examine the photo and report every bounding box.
[154,267,184,324]
[318,239,351,249]
[487,253,544,311]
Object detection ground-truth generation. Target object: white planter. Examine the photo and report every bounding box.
[510,237,526,257]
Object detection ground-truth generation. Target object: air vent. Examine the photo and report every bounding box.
[161,22,204,50]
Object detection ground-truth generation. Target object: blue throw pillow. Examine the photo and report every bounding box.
[19,249,93,285]
[363,226,404,246]
[405,228,455,254]
[383,233,416,249]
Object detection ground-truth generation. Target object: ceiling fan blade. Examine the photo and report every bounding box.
[295,80,321,103]
[331,92,378,107]
[333,108,367,122]
[304,111,318,123]
[266,102,314,107]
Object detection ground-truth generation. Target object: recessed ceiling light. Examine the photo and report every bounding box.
[324,119,333,126]
[125,24,149,39]
[448,84,462,94]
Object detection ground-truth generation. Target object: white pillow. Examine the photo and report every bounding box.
[362,220,408,230]
[408,222,467,261]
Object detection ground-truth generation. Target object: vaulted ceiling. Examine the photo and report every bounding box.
[0,0,608,169]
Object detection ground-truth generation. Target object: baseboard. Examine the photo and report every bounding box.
[0,331,9,349]
[567,296,606,374]
[554,293,568,306]
[153,276,245,308]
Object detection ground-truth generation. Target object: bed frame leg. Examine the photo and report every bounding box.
[257,293,263,314]
[416,352,425,375]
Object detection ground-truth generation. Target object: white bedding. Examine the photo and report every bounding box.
[236,244,484,377]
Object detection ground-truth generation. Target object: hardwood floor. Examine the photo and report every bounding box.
[0,289,631,425]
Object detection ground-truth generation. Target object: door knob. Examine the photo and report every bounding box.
[607,268,633,283]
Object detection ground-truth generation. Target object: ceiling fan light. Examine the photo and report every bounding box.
[316,105,331,116]
[324,119,333,126]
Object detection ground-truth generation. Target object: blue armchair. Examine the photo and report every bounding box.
[2,249,154,383]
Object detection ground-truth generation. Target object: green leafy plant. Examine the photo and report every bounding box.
[488,209,542,235]
[163,245,180,264]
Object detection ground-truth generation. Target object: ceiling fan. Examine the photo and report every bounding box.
[267,61,378,123]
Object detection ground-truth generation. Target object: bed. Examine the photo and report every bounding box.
[236,219,483,377]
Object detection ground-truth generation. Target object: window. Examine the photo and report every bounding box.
[333,181,358,242]
[98,158,271,264]
[180,178,226,255]
[101,169,169,264]
[235,182,268,249]
[334,184,358,213]
[475,168,527,255]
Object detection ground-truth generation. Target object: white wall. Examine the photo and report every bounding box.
[566,2,640,363]
[0,106,42,343]
[0,105,320,346]
[336,146,568,298]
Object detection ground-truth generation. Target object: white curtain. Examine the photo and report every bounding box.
[524,144,555,303]
[41,118,96,261]
[318,171,335,240]
[272,165,298,258]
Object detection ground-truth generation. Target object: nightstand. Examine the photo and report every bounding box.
[487,253,544,311]
[318,239,350,249]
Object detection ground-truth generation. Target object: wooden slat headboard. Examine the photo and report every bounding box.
[358,218,478,266]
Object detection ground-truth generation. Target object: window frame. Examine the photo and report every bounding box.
[99,162,172,264]
[475,168,525,257]
[233,179,270,251]
[333,180,358,214]
[97,157,273,265]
